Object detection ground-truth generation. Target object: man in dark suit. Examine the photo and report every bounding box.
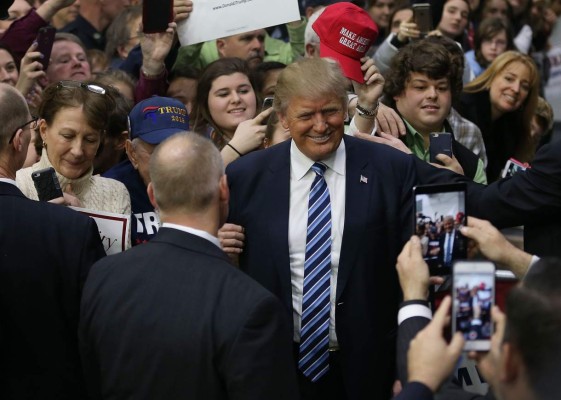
[437,215,467,269]
[79,133,298,400]
[0,83,106,399]
[227,57,417,399]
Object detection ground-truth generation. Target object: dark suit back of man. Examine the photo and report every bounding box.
[0,182,106,400]
[79,228,298,400]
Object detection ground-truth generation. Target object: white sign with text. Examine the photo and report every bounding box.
[177,0,300,46]
[70,207,130,255]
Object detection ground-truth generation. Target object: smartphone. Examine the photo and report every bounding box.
[262,97,274,112]
[413,183,467,275]
[35,26,56,71]
[453,261,495,351]
[429,132,453,165]
[31,167,63,201]
[412,3,433,36]
[142,0,173,33]
[501,157,530,178]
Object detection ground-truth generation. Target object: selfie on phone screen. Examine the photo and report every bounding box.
[453,262,495,350]
[414,184,467,274]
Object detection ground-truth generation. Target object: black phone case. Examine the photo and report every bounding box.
[32,167,63,201]
[142,0,173,33]
[35,26,56,71]
[413,4,433,35]
[429,132,453,164]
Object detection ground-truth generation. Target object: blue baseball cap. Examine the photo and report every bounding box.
[128,96,189,145]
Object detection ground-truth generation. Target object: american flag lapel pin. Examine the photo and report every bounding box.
[360,175,368,184]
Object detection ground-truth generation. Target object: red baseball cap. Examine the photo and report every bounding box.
[312,2,378,83]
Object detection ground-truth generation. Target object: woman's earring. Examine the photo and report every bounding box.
[42,141,47,149]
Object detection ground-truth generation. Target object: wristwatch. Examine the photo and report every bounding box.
[355,101,379,117]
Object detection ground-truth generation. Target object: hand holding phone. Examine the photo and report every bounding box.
[429,132,453,165]
[453,261,495,351]
[31,167,63,201]
[412,3,433,36]
[262,97,274,112]
[35,26,56,71]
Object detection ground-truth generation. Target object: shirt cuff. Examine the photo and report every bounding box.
[398,302,432,325]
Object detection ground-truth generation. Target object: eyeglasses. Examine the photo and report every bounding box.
[9,116,39,144]
[57,80,106,95]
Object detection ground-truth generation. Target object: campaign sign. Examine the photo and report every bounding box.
[70,207,130,255]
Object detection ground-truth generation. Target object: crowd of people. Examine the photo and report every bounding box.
[1,0,561,399]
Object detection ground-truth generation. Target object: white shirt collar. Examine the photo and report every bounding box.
[0,178,17,186]
[290,138,346,180]
[161,222,222,249]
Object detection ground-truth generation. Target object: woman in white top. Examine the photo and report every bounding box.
[16,80,130,216]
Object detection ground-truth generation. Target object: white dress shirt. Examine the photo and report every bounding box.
[288,140,346,348]
[161,222,221,249]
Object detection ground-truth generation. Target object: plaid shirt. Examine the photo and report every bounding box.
[447,107,488,168]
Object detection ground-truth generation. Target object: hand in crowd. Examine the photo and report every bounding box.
[16,42,46,100]
[468,306,506,390]
[355,130,412,154]
[26,84,43,111]
[396,236,430,301]
[396,235,444,301]
[37,0,79,22]
[352,56,384,110]
[49,184,82,208]
[407,296,465,393]
[218,223,245,254]
[397,20,420,43]
[430,154,465,176]
[228,107,273,155]
[376,103,406,137]
[140,22,177,76]
[173,0,194,23]
[460,217,533,278]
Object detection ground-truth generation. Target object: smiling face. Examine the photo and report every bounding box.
[208,72,257,137]
[40,106,101,179]
[438,0,469,38]
[279,94,345,161]
[489,61,531,119]
[47,40,91,83]
[394,72,452,136]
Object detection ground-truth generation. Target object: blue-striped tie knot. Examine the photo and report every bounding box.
[311,162,327,177]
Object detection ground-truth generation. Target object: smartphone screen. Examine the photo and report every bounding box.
[453,261,495,351]
[501,158,529,178]
[35,26,56,71]
[412,3,433,36]
[429,132,453,165]
[413,183,467,275]
[142,0,173,33]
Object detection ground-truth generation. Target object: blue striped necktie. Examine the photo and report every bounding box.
[299,162,331,382]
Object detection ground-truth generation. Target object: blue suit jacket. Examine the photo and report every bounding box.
[227,135,418,399]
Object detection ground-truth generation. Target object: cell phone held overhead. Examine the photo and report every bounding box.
[142,0,173,33]
[452,261,495,351]
[412,3,433,36]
